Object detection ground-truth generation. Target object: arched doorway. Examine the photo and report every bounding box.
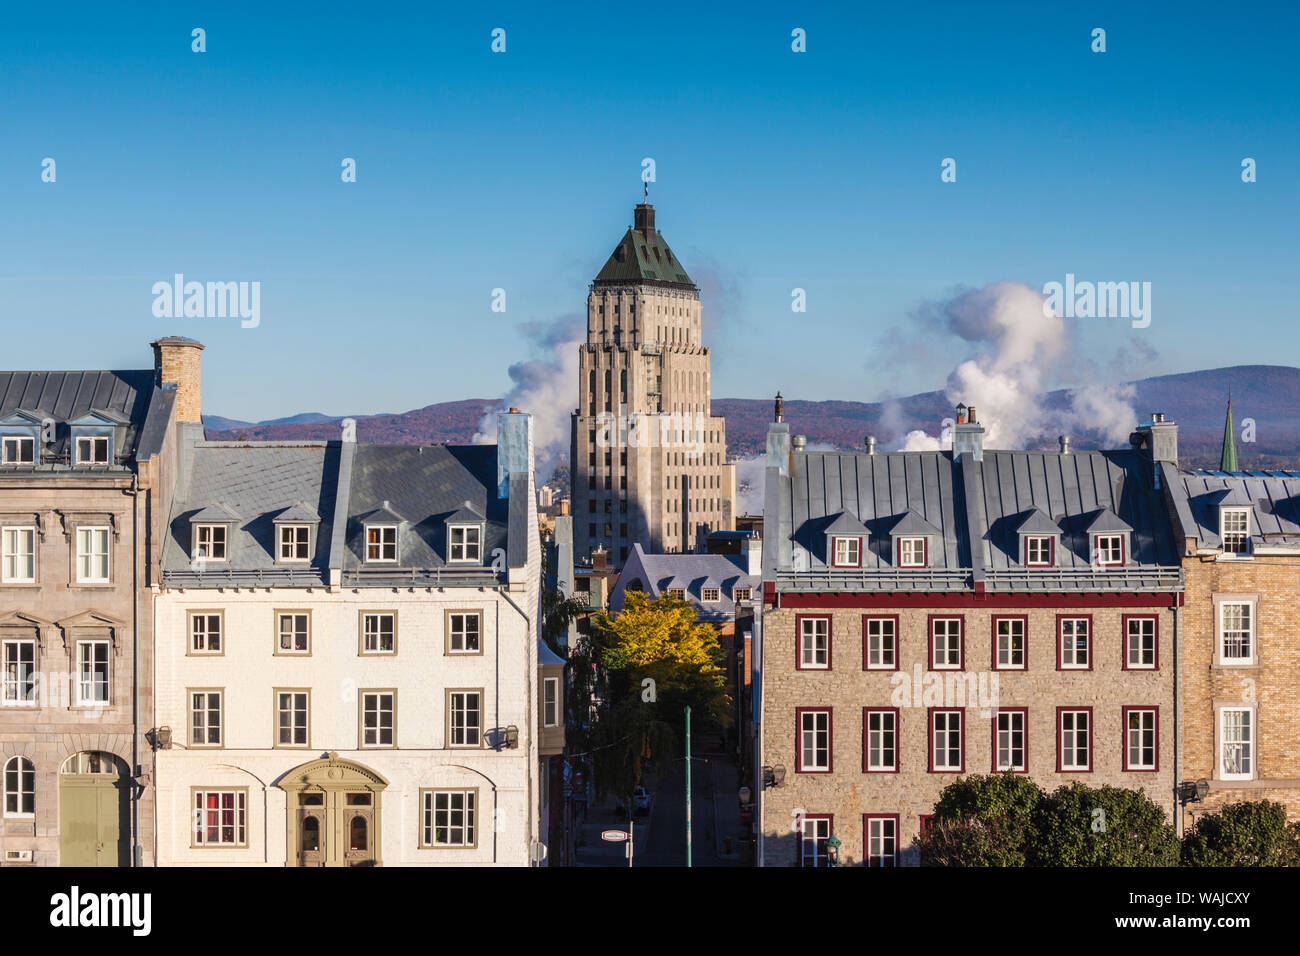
[278,753,388,867]
[59,751,130,867]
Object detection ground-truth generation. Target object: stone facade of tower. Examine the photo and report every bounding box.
[570,202,734,566]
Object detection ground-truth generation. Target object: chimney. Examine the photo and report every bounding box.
[952,403,984,463]
[1058,435,1070,455]
[1133,412,1178,488]
[633,203,656,243]
[592,546,608,571]
[745,534,762,576]
[495,408,533,499]
[766,394,791,477]
[151,336,204,423]
[866,436,876,455]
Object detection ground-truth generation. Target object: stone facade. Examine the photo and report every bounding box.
[758,601,1177,866]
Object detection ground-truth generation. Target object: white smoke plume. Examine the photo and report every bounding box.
[733,441,836,516]
[891,282,1138,450]
[472,314,582,480]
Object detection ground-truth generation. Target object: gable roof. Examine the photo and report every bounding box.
[275,501,321,523]
[611,544,759,622]
[1085,508,1134,534]
[1014,508,1063,536]
[822,510,871,537]
[190,502,242,523]
[889,509,943,537]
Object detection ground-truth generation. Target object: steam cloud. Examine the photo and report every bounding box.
[472,314,583,481]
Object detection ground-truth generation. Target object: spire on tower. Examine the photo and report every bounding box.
[1219,395,1239,472]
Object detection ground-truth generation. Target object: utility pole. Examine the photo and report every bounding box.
[686,705,692,867]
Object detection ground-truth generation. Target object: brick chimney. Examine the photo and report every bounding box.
[633,202,656,244]
[151,337,204,423]
[952,403,984,462]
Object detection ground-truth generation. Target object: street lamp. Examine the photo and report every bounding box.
[825,832,842,867]
[762,765,786,789]
[1178,779,1210,805]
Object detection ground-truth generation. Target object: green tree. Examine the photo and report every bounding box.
[1182,800,1300,866]
[1031,783,1179,866]
[917,773,1043,866]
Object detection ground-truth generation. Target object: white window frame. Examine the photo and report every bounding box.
[276,690,310,747]
[543,676,560,728]
[866,816,897,867]
[362,612,396,654]
[1025,535,1054,566]
[190,690,223,747]
[448,611,482,654]
[798,709,830,772]
[2,639,37,705]
[831,536,860,568]
[1125,708,1157,771]
[865,617,896,670]
[76,639,109,705]
[277,524,311,562]
[1125,617,1157,670]
[448,690,482,748]
[1059,709,1091,771]
[700,587,720,602]
[898,536,926,568]
[448,524,482,563]
[995,710,1026,772]
[1218,601,1255,665]
[361,691,395,748]
[1092,533,1124,567]
[75,435,110,465]
[1218,706,1254,781]
[192,524,227,562]
[931,618,962,671]
[3,756,35,818]
[799,815,831,867]
[1059,617,1090,669]
[994,617,1026,670]
[798,617,829,670]
[865,709,896,772]
[276,612,311,655]
[365,524,398,563]
[193,790,247,846]
[190,612,222,654]
[75,526,110,583]
[1,526,36,583]
[1,435,35,465]
[1219,507,1251,555]
[422,789,476,847]
[931,710,963,771]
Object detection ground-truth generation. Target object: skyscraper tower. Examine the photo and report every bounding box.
[570,201,734,565]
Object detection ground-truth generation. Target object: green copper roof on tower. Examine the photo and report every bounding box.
[592,202,695,288]
[1220,396,1239,472]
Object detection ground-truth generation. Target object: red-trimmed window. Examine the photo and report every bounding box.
[1091,533,1125,567]
[864,814,899,867]
[929,616,963,671]
[929,708,963,772]
[992,616,1027,670]
[1058,708,1092,772]
[799,813,833,867]
[1024,535,1054,566]
[863,708,898,773]
[897,537,927,567]
[1057,616,1091,670]
[919,813,935,833]
[831,536,862,568]
[993,707,1028,772]
[1123,616,1158,670]
[863,615,899,671]
[796,708,832,773]
[1123,707,1158,771]
[796,615,831,670]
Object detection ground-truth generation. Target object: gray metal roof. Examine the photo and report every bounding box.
[0,369,162,465]
[1162,462,1300,549]
[342,444,507,574]
[611,544,759,623]
[163,442,340,584]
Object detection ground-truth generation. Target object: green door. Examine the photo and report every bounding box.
[60,775,128,867]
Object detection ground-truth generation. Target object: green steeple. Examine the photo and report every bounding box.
[1220,397,1239,472]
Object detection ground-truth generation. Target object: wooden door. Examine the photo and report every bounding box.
[59,776,127,867]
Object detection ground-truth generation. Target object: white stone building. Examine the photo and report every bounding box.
[152,411,559,866]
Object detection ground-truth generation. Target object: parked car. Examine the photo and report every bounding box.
[616,786,652,816]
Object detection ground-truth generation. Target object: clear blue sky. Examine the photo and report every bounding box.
[1,1,1295,420]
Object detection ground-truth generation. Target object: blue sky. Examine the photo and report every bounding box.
[1,1,1296,420]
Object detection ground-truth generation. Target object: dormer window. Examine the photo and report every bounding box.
[1220,507,1250,555]
[897,537,927,568]
[1,436,34,464]
[366,525,398,563]
[831,536,861,568]
[76,436,110,464]
[448,524,481,563]
[278,525,311,562]
[1091,534,1125,567]
[193,524,227,561]
[1024,536,1054,567]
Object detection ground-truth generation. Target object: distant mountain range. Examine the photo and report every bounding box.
[206,366,1300,472]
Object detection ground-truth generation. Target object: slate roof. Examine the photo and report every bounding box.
[1162,463,1300,550]
[1015,508,1063,536]
[0,369,164,466]
[342,445,507,572]
[768,447,1182,591]
[163,443,340,582]
[611,544,760,623]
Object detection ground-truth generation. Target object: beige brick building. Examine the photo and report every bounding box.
[0,337,191,867]
[570,201,734,566]
[756,406,1184,866]
[1162,458,1300,826]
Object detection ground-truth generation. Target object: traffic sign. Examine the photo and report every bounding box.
[601,829,629,843]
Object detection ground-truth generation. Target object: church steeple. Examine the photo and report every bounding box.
[1220,396,1239,472]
